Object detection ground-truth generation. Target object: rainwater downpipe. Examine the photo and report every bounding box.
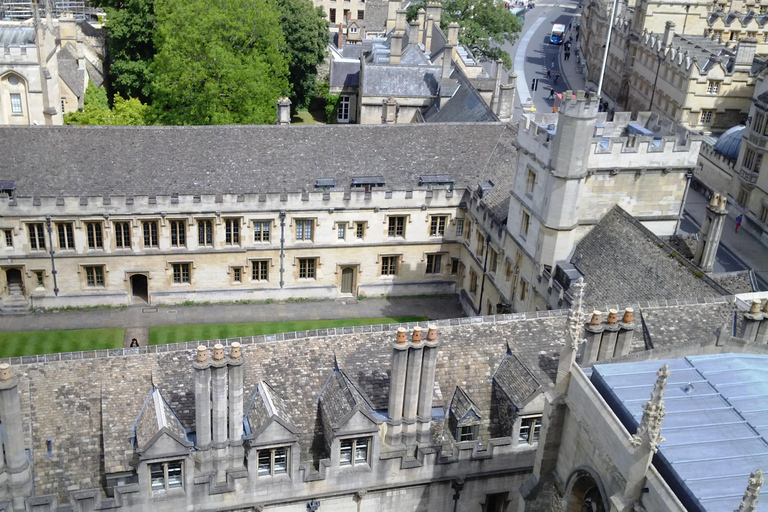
[45,216,59,296]
[477,235,490,316]
[279,211,286,289]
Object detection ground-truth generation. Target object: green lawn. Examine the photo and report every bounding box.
[0,328,126,358]
[149,316,429,345]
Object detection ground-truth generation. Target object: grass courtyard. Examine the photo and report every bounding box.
[148,316,428,344]
[0,316,428,358]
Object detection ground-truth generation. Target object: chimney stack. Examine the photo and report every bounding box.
[693,191,728,272]
[417,8,426,44]
[386,0,400,32]
[228,342,246,473]
[741,299,768,344]
[425,14,434,51]
[491,60,503,114]
[447,22,460,47]
[338,18,344,50]
[662,21,675,48]
[395,8,407,31]
[584,308,635,363]
[194,346,213,474]
[277,97,291,125]
[497,72,516,122]
[211,343,229,484]
[409,21,420,46]
[0,363,31,495]
[386,327,410,445]
[416,325,439,443]
[425,1,442,26]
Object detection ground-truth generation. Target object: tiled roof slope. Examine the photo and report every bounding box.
[0,123,513,197]
[493,353,540,407]
[571,206,726,306]
[449,386,481,422]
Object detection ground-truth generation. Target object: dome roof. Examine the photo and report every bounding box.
[713,125,745,161]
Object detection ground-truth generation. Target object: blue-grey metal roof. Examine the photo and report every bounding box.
[0,27,35,45]
[713,125,745,161]
[592,354,768,512]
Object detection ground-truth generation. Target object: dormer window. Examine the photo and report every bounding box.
[257,447,289,476]
[458,425,478,442]
[149,460,183,492]
[518,415,542,444]
[340,437,369,466]
[351,176,386,192]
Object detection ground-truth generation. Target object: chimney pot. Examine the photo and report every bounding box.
[590,310,602,325]
[395,9,407,31]
[607,309,618,325]
[0,363,11,381]
[397,327,407,343]
[230,342,241,359]
[710,192,720,207]
[197,345,208,363]
[750,299,761,314]
[622,307,634,324]
[213,343,225,361]
[412,326,423,343]
[718,195,728,211]
[427,325,437,341]
[763,300,768,314]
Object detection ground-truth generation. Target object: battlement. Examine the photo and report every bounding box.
[699,140,738,171]
[558,89,599,119]
[1,43,37,63]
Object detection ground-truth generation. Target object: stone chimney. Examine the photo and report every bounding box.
[740,299,768,344]
[338,18,344,50]
[0,363,31,496]
[382,97,398,124]
[228,342,246,473]
[496,72,517,121]
[395,8,407,31]
[425,14,434,51]
[409,21,420,46]
[386,0,401,32]
[662,21,675,48]
[693,191,728,272]
[583,307,635,363]
[416,325,439,443]
[194,346,213,474]
[442,43,454,79]
[386,326,439,446]
[447,22,460,47]
[425,1,442,26]
[276,97,291,125]
[417,8,426,44]
[735,38,758,70]
[211,343,229,484]
[491,60,503,114]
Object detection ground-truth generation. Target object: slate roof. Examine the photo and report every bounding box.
[361,64,441,97]
[319,367,374,428]
[570,206,727,307]
[246,381,297,434]
[449,386,481,423]
[0,123,515,197]
[57,43,85,99]
[0,26,35,45]
[493,353,540,407]
[133,388,187,449]
[422,67,498,124]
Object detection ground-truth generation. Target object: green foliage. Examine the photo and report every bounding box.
[407,0,521,69]
[101,0,156,103]
[324,93,340,124]
[275,0,329,108]
[149,0,289,125]
[63,82,149,125]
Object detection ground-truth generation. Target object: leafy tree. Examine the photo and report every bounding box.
[407,0,520,69]
[149,0,289,125]
[97,0,156,103]
[64,82,149,125]
[275,0,329,109]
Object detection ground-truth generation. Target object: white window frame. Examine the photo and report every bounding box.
[706,80,720,94]
[10,93,22,114]
[149,460,183,492]
[700,110,714,124]
[337,96,351,123]
[257,446,289,477]
[518,415,542,445]
[429,215,447,236]
[339,437,369,467]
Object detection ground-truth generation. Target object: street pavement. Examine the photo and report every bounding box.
[681,188,768,290]
[504,0,585,114]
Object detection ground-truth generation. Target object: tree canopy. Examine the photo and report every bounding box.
[149,0,290,125]
[63,82,149,125]
[407,0,521,69]
[275,0,329,109]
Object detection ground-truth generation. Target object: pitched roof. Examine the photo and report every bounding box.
[319,367,375,428]
[246,381,298,435]
[493,353,541,408]
[448,386,481,424]
[0,123,513,197]
[133,387,187,450]
[570,206,727,307]
[422,67,498,124]
[361,64,441,97]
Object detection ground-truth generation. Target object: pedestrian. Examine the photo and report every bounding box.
[554,74,559,85]
[735,214,743,233]
[565,51,570,61]
[130,338,139,347]
[548,87,555,98]
[547,68,551,78]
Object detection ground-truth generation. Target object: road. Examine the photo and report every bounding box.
[499,0,583,113]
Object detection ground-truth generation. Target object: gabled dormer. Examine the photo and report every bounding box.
[448,386,481,443]
[491,350,545,447]
[318,360,381,469]
[244,381,300,480]
[132,387,193,497]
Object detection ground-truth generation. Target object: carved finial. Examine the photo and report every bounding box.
[566,278,586,349]
[630,364,669,452]
[736,470,764,512]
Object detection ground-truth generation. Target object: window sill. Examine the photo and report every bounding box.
[152,488,186,500]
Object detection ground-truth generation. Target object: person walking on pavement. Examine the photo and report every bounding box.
[735,214,743,233]
[554,74,560,85]
[547,68,551,78]
[548,87,555,99]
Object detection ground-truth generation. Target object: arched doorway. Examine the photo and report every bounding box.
[5,268,24,297]
[130,274,148,303]
[340,267,355,295]
[566,471,606,512]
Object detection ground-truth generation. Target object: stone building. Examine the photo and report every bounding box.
[0,12,105,125]
[0,276,764,510]
[328,4,512,125]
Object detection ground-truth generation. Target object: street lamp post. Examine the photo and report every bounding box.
[597,0,620,98]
